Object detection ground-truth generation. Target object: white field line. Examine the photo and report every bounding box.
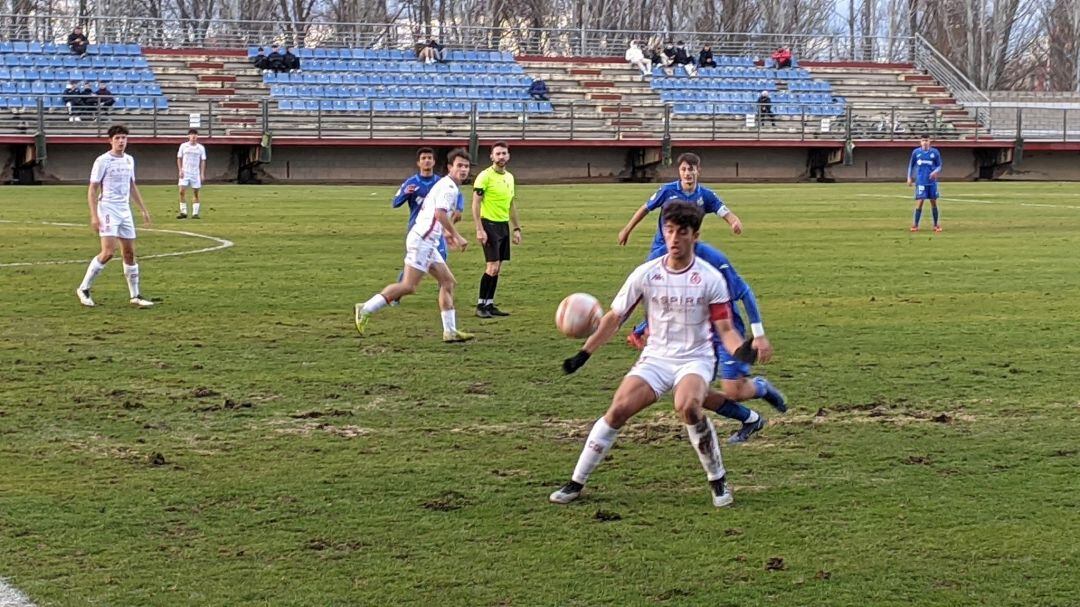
[0,579,35,607]
[0,220,234,268]
[855,194,1080,210]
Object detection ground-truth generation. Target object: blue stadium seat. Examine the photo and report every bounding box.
[13,42,28,54]
[0,42,12,53]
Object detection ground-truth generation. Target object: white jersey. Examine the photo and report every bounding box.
[611,255,732,360]
[177,142,206,175]
[89,152,135,210]
[408,175,459,242]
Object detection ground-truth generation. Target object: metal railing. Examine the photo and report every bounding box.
[10,94,1073,142]
[913,34,990,129]
[0,14,914,62]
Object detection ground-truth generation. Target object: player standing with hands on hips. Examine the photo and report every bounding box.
[76,125,154,308]
[908,137,942,232]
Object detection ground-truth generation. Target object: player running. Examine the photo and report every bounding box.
[76,124,154,308]
[907,137,943,232]
[354,148,473,343]
[551,201,756,508]
[391,147,465,285]
[176,128,206,219]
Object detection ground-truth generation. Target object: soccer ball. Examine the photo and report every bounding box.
[555,293,603,338]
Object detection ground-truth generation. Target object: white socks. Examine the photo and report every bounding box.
[123,263,140,298]
[571,417,619,485]
[193,202,200,216]
[179,202,187,215]
[687,418,726,481]
[440,309,457,333]
[361,294,388,314]
[79,257,107,291]
[746,410,760,424]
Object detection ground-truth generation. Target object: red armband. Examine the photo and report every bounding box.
[709,303,731,321]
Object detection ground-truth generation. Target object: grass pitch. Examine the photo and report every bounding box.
[1,181,1078,606]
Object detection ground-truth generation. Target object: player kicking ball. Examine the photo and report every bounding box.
[76,124,154,308]
[176,128,206,219]
[355,148,474,343]
[551,201,757,508]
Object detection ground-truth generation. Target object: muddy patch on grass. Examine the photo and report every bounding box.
[422,490,469,511]
[273,421,371,438]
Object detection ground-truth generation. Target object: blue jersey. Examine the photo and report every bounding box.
[392,173,465,231]
[645,181,729,251]
[693,242,761,337]
[908,147,942,186]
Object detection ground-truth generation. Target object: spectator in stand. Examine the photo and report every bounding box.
[698,44,717,69]
[283,46,301,72]
[418,38,445,64]
[251,47,269,71]
[94,82,115,116]
[68,25,88,56]
[625,40,652,77]
[63,81,82,122]
[528,79,549,101]
[646,41,664,69]
[756,90,776,126]
[266,44,286,73]
[660,40,677,75]
[771,47,792,69]
[673,40,697,77]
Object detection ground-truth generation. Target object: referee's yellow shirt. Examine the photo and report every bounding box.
[474,166,515,222]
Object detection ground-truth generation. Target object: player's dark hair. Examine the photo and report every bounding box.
[416,146,434,159]
[447,147,471,165]
[676,152,701,168]
[662,201,705,231]
[187,128,198,135]
[491,141,509,152]
[107,125,129,138]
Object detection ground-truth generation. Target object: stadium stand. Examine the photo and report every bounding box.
[0,41,167,115]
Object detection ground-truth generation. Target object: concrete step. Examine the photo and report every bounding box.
[197,88,235,96]
[188,61,225,69]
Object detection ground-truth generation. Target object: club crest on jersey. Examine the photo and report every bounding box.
[689,272,701,285]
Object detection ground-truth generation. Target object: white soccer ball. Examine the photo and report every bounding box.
[555,293,603,338]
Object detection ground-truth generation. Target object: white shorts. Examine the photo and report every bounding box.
[178,176,202,189]
[97,206,136,240]
[403,232,445,273]
[627,355,716,398]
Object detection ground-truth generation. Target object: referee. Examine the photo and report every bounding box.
[471,141,521,318]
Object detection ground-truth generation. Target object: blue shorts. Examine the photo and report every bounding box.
[715,345,751,381]
[914,183,939,201]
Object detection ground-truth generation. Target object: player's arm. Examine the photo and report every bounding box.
[200,156,206,181]
[435,209,465,250]
[176,150,183,176]
[391,178,413,208]
[565,272,643,374]
[711,308,746,358]
[471,188,487,245]
[736,285,772,363]
[130,179,151,226]
[87,181,102,232]
[930,151,942,180]
[509,199,521,244]
[617,204,650,246]
[714,199,742,235]
[907,151,916,186]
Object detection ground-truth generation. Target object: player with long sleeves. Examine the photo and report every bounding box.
[551,202,756,508]
[907,137,943,232]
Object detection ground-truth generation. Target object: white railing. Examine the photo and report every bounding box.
[913,34,990,129]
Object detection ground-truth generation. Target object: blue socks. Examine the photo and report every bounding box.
[752,377,768,398]
[716,399,753,422]
[931,206,939,226]
[913,207,923,227]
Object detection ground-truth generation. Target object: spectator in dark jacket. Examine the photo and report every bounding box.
[251,47,269,70]
[68,26,88,56]
[698,44,716,68]
[757,90,776,126]
[63,81,82,121]
[95,82,115,114]
[267,44,286,73]
[283,47,301,72]
[528,79,549,101]
[673,41,697,76]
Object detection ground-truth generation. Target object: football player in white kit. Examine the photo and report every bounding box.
[76,125,154,308]
[354,148,474,343]
[176,128,206,219]
[551,201,756,508]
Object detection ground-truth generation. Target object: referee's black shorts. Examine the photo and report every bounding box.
[481,218,511,262]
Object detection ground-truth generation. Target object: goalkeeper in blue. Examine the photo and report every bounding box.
[907,137,943,232]
[392,147,465,285]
